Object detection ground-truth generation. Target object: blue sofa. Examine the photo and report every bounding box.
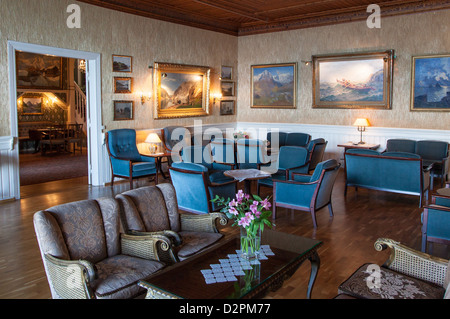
[345,149,431,206]
[386,139,449,189]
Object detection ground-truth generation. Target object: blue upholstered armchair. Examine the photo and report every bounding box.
[106,129,157,189]
[169,162,237,214]
[257,146,310,194]
[421,193,450,253]
[236,138,270,169]
[272,159,341,228]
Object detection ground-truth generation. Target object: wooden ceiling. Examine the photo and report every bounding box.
[77,0,450,36]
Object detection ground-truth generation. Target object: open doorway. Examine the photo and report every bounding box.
[8,41,104,200]
[16,54,88,187]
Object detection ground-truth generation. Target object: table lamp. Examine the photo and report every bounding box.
[353,118,370,144]
[145,133,161,154]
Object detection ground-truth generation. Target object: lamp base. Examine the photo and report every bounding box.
[357,141,366,145]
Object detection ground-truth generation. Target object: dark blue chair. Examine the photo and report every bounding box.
[169,162,237,214]
[273,159,340,228]
[257,146,310,194]
[106,129,157,189]
[267,131,288,148]
[236,138,270,169]
[285,132,311,147]
[416,140,449,189]
[421,193,450,253]
[306,138,328,172]
[210,138,236,170]
[385,139,416,153]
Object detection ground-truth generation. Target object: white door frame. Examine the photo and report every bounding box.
[7,41,104,199]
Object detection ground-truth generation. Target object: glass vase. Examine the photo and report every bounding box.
[240,227,261,260]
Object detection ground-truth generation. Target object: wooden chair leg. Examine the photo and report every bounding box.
[129,177,133,189]
[311,210,318,228]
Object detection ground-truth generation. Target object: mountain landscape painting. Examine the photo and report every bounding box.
[411,55,450,111]
[16,52,63,89]
[251,63,296,108]
[318,59,384,103]
[160,72,204,110]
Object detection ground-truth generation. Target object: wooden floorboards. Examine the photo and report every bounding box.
[0,170,448,299]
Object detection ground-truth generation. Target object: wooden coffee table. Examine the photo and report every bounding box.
[138,229,322,299]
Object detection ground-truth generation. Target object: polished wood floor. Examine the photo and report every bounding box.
[0,170,448,299]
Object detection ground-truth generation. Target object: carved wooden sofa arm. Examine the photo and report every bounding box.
[374,238,449,287]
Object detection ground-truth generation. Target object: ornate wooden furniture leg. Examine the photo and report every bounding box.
[307,251,320,299]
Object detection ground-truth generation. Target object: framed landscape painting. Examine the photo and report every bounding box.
[114,77,132,93]
[153,62,210,119]
[112,55,132,73]
[113,101,134,121]
[22,96,43,115]
[16,51,63,89]
[251,63,297,108]
[220,100,235,115]
[410,54,450,111]
[312,50,394,109]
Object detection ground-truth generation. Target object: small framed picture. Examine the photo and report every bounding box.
[114,77,132,93]
[112,55,132,73]
[113,101,134,121]
[221,66,233,80]
[221,81,235,97]
[220,100,235,115]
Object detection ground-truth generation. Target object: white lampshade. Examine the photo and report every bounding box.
[353,118,370,127]
[145,133,161,143]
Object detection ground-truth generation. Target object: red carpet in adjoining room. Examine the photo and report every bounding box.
[19,152,88,186]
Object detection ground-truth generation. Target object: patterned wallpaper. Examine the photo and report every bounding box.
[0,1,448,137]
[237,9,450,130]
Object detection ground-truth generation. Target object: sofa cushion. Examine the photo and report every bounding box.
[92,254,165,299]
[177,231,223,259]
[338,263,445,299]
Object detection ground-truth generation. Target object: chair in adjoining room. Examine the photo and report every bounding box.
[162,126,192,162]
[116,183,228,264]
[421,193,450,253]
[257,146,310,195]
[169,162,237,214]
[33,197,166,299]
[40,128,67,155]
[106,128,157,189]
[272,159,341,228]
[236,138,271,169]
[66,123,84,154]
[337,238,449,299]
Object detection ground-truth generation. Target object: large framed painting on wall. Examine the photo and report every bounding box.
[251,63,297,108]
[153,62,210,119]
[410,54,450,111]
[312,50,394,109]
[16,51,63,89]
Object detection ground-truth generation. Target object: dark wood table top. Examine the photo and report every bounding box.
[139,229,322,299]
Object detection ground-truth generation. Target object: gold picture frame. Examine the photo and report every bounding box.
[153,62,211,119]
[410,53,450,112]
[251,63,297,109]
[312,50,394,109]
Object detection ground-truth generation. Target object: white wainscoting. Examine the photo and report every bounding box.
[235,122,450,164]
[1,122,448,199]
[0,136,17,201]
